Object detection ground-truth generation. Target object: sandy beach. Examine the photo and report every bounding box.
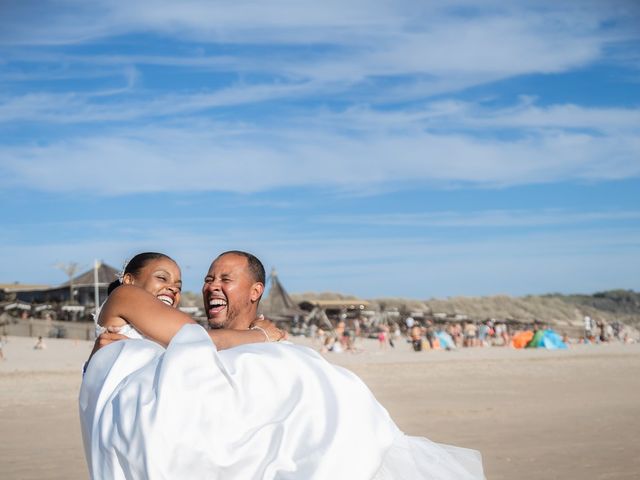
[1,335,639,479]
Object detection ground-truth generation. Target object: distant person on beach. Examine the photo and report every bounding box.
[502,323,511,346]
[605,323,614,341]
[81,251,484,479]
[387,323,397,348]
[584,315,593,342]
[378,324,389,349]
[405,316,415,330]
[463,322,477,347]
[478,322,490,347]
[598,320,609,343]
[391,323,401,348]
[321,330,343,353]
[451,322,463,348]
[336,319,349,350]
[425,320,436,349]
[354,316,362,338]
[33,336,46,350]
[411,324,423,351]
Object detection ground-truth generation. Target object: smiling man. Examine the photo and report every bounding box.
[202,250,265,330]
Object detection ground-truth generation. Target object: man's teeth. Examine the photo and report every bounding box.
[209,299,227,307]
[157,295,174,306]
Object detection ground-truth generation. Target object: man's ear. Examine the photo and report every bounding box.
[122,273,135,285]
[250,282,264,303]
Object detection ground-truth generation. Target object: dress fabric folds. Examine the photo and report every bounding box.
[80,324,484,479]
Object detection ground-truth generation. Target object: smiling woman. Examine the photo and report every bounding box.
[107,252,182,307]
[99,252,183,337]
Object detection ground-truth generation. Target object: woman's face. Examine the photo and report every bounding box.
[123,257,182,308]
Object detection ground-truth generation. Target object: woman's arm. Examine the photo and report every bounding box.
[99,285,196,347]
[98,285,281,349]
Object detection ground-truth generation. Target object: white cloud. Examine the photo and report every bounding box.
[2,1,636,98]
[295,100,640,138]
[1,108,638,194]
[0,82,317,124]
[316,210,640,228]
[0,2,638,194]
[464,101,640,133]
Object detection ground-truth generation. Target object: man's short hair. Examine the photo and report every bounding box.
[217,250,266,285]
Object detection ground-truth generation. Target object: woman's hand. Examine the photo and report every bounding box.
[251,315,288,342]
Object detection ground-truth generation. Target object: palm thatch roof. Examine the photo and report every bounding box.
[59,262,119,287]
[259,268,305,321]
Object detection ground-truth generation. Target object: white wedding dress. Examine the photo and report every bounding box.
[79,324,484,479]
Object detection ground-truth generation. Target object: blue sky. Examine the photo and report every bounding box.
[1,0,639,299]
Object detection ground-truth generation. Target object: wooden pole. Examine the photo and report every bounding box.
[93,259,100,317]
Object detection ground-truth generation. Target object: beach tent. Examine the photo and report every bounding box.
[511,330,534,349]
[435,331,456,350]
[542,330,567,349]
[525,330,545,348]
[526,329,567,349]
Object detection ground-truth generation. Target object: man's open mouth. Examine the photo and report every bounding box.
[207,298,227,315]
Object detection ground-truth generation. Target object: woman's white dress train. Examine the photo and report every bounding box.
[79,324,484,479]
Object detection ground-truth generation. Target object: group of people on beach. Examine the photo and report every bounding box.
[322,312,636,354]
[317,316,515,354]
[80,250,485,479]
[582,315,631,344]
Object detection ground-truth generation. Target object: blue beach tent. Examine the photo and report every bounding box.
[541,329,568,349]
[526,329,567,349]
[435,331,456,350]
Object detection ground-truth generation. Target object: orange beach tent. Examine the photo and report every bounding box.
[511,330,534,349]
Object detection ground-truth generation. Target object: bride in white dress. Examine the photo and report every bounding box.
[80,251,484,479]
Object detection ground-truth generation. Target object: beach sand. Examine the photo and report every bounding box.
[1,335,639,479]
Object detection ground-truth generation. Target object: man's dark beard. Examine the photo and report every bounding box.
[207,306,239,330]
